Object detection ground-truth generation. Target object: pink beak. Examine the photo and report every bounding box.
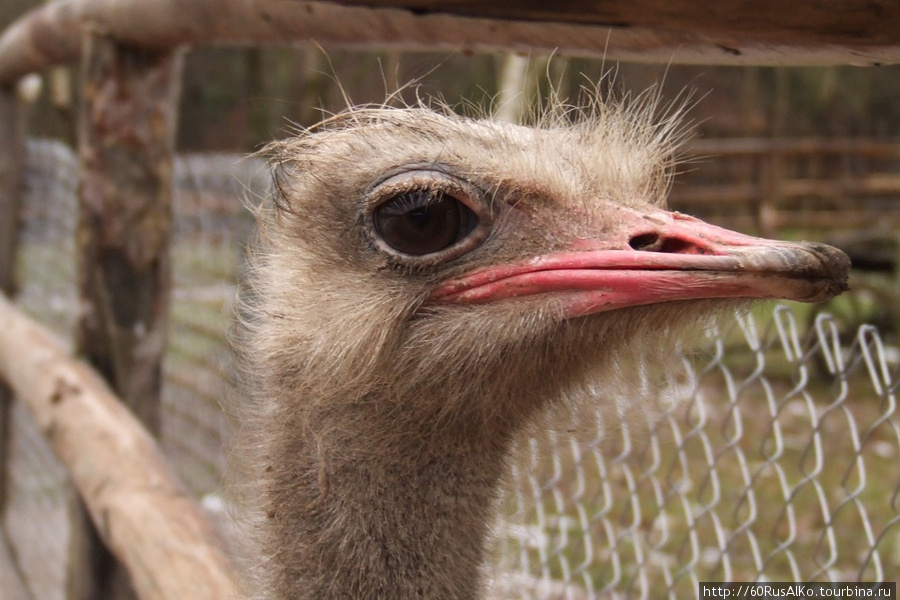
[430,207,850,318]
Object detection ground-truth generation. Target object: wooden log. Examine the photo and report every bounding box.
[684,137,900,158]
[73,33,183,600]
[0,0,899,87]
[771,210,900,231]
[0,84,24,519]
[0,86,23,297]
[0,291,241,600]
[668,183,758,206]
[331,0,900,48]
[0,532,32,600]
[76,33,181,437]
[494,53,532,124]
[779,175,900,198]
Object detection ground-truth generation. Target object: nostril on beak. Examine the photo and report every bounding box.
[629,233,701,254]
[629,233,661,251]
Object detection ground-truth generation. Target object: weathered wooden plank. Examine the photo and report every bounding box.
[0,0,899,87]
[0,291,240,600]
[331,0,900,48]
[0,84,24,520]
[72,33,182,600]
[76,34,181,438]
[0,86,23,297]
[686,137,900,158]
[0,532,32,600]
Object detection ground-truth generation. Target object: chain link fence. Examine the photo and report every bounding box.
[491,308,900,598]
[4,140,899,599]
[4,139,265,599]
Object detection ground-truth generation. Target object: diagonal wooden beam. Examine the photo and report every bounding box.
[0,531,33,600]
[0,291,240,600]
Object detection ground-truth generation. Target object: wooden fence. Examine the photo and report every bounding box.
[671,138,900,237]
[1,2,900,600]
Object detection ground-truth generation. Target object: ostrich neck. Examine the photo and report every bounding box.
[265,388,518,600]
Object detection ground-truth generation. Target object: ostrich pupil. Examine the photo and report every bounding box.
[375,190,476,256]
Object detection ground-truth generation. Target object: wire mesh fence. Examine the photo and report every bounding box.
[490,308,900,598]
[4,140,899,599]
[4,139,79,600]
[4,139,266,600]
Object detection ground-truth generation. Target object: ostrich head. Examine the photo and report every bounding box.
[238,98,849,600]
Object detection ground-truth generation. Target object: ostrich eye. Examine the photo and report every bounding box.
[374,189,477,256]
[368,169,491,263]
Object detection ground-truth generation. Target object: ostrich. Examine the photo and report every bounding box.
[236,97,849,600]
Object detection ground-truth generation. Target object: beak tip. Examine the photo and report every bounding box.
[799,242,852,303]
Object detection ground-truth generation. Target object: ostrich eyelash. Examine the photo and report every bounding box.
[376,188,449,216]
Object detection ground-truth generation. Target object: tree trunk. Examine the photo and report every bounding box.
[72,33,182,600]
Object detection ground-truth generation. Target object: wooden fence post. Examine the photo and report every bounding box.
[494,53,531,124]
[759,67,788,239]
[0,85,27,600]
[0,84,24,523]
[758,154,780,238]
[70,33,183,600]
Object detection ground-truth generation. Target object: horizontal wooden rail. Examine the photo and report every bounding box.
[671,177,900,205]
[685,137,900,158]
[2,0,900,86]
[0,0,680,83]
[667,137,900,235]
[0,292,240,600]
